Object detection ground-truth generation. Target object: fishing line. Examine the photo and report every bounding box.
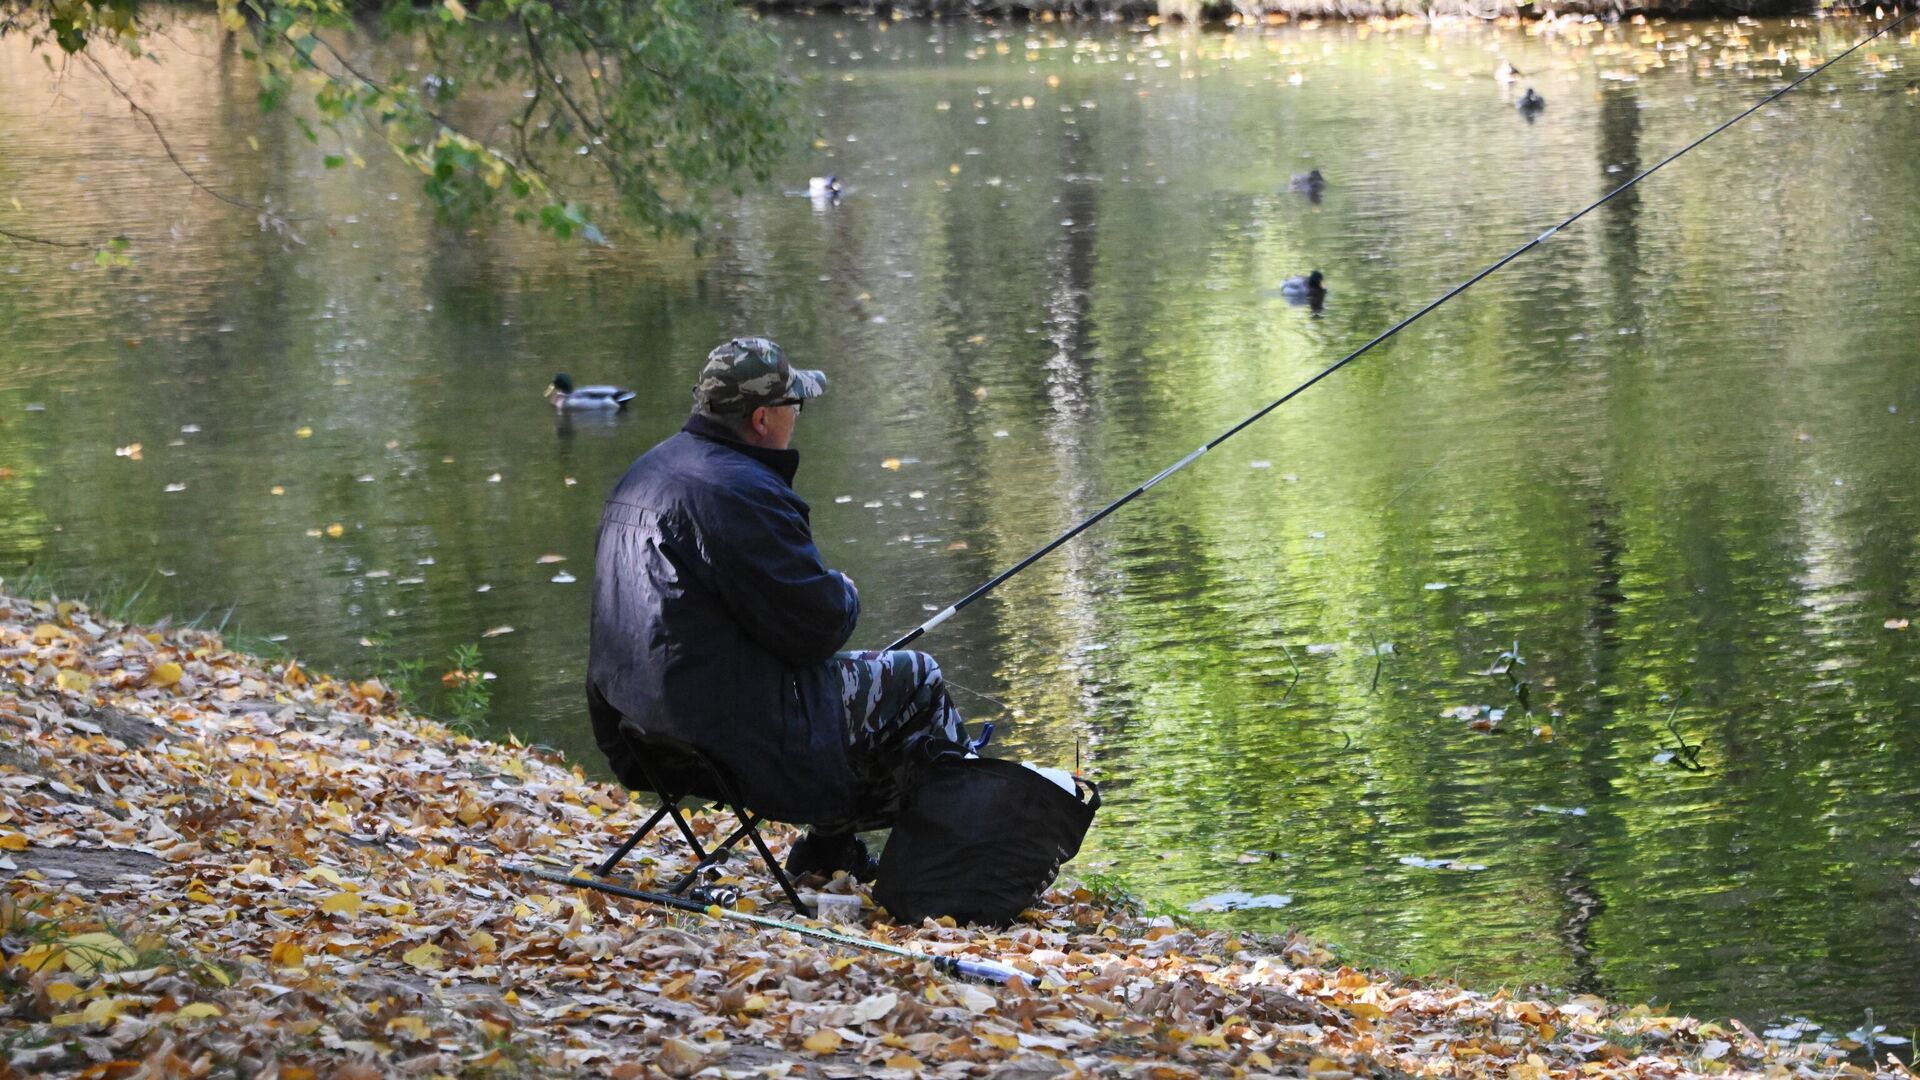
[886,7,1920,654]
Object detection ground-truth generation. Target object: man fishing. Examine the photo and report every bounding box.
[587,337,973,881]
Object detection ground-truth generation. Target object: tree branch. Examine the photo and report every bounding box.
[77,52,305,243]
[0,225,97,249]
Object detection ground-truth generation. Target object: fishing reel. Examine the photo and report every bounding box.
[687,883,742,908]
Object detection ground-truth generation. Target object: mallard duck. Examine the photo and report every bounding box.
[1288,169,1326,195]
[1518,87,1546,113]
[1280,270,1326,300]
[807,175,843,198]
[1495,60,1524,84]
[546,373,635,411]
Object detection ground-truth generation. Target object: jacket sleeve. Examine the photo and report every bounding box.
[704,487,860,666]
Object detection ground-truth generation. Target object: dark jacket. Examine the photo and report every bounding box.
[588,413,862,824]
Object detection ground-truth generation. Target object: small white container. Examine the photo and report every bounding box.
[801,891,863,925]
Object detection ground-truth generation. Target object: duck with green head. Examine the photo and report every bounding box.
[546,374,637,411]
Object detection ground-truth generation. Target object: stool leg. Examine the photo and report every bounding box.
[597,804,670,877]
[738,814,811,915]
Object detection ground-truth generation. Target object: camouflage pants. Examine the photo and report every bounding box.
[825,649,970,831]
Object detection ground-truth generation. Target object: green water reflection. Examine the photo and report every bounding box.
[2,10,1918,1035]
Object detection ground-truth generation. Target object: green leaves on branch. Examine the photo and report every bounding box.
[246,0,798,240]
[3,0,799,242]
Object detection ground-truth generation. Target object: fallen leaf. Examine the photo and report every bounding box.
[148,662,183,689]
[60,932,135,975]
[802,1028,843,1053]
[403,942,447,971]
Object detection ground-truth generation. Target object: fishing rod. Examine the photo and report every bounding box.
[505,863,1038,987]
[887,7,1919,654]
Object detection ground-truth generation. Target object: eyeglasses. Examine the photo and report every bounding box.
[765,398,804,413]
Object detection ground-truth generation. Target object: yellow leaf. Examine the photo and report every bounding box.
[802,1028,843,1054]
[56,669,95,694]
[173,1002,223,1021]
[884,1053,923,1070]
[32,622,63,643]
[295,426,313,438]
[402,942,446,971]
[983,1032,1019,1051]
[319,891,363,915]
[0,831,28,851]
[881,458,902,470]
[47,982,84,1004]
[200,962,231,987]
[60,932,135,975]
[325,523,344,538]
[467,930,496,954]
[17,944,65,973]
[81,997,129,1024]
[388,1015,432,1039]
[271,940,306,969]
[741,994,768,1014]
[186,889,215,903]
[148,662,183,689]
[443,0,468,21]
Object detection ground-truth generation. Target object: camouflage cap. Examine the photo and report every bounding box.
[692,337,828,415]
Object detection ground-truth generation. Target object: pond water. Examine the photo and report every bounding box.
[3,8,1919,1037]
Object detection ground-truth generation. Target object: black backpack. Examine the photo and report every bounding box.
[874,756,1100,926]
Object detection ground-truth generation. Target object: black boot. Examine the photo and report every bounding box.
[784,831,879,883]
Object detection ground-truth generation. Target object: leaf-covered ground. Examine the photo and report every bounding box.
[0,594,1901,1079]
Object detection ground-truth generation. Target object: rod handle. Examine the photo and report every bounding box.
[944,956,1038,987]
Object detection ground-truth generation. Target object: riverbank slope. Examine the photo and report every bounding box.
[0,592,1876,1077]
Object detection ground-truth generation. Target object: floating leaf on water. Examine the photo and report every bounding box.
[536,554,566,564]
[1250,460,1272,469]
[1886,618,1909,630]
[881,458,902,470]
[993,429,1009,437]
[115,443,143,460]
[834,495,853,503]
[550,572,576,584]
[481,626,515,638]
[863,500,884,509]
[1304,644,1338,655]
[269,485,285,496]
[1188,891,1292,913]
[295,426,313,438]
[1423,582,1450,591]
[1530,805,1587,816]
[325,523,345,538]
[487,473,502,483]
[1652,750,1676,765]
